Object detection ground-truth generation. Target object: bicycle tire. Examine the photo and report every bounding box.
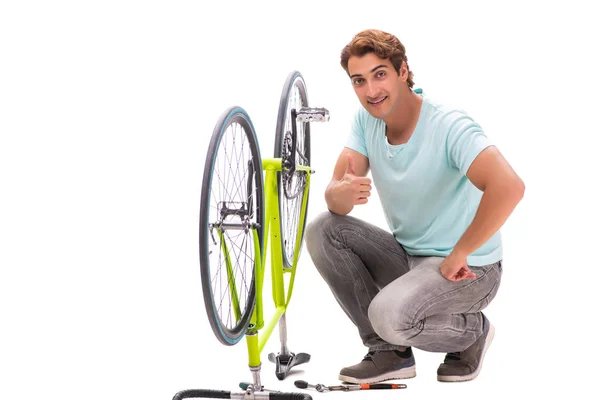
[199,106,264,346]
[273,71,311,270]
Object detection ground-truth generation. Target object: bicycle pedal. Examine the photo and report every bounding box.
[296,107,330,122]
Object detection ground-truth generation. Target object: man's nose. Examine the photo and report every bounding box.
[366,80,379,98]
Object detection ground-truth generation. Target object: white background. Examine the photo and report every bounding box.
[1,1,599,399]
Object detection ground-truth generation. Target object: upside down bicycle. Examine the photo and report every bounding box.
[173,71,329,400]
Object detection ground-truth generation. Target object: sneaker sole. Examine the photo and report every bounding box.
[339,365,416,384]
[437,323,495,383]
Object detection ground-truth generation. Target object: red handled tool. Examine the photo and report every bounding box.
[294,380,407,392]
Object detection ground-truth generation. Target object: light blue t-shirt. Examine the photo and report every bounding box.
[346,96,502,266]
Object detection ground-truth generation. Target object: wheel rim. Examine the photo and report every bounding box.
[278,74,310,268]
[201,110,262,343]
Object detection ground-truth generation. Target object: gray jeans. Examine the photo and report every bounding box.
[305,212,502,353]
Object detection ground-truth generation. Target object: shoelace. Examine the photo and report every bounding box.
[362,351,377,361]
[363,349,411,361]
[445,352,462,362]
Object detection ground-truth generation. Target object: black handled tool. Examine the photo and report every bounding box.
[294,380,407,392]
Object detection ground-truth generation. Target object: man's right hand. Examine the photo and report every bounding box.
[333,153,372,208]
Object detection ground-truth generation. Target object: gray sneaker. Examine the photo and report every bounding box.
[437,314,495,382]
[338,348,416,384]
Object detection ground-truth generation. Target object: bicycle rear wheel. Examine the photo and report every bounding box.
[199,106,264,346]
[274,71,311,270]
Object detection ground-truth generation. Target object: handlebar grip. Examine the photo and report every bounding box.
[172,389,231,400]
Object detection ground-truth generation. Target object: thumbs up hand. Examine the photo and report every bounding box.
[345,152,357,175]
[340,154,372,206]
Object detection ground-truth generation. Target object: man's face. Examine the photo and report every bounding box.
[347,52,406,119]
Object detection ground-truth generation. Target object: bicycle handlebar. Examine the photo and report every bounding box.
[172,389,312,400]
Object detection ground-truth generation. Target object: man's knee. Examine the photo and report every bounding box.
[305,211,337,252]
[368,294,417,345]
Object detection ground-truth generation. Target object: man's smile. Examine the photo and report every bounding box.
[368,96,388,106]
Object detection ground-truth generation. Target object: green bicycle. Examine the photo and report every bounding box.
[174,71,329,400]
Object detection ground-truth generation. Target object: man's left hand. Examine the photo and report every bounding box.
[440,253,476,282]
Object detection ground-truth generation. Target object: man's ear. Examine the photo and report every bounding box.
[398,61,408,82]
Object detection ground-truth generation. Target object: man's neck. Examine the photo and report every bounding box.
[384,92,423,145]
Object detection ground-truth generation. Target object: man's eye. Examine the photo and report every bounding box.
[353,78,364,86]
[376,71,386,78]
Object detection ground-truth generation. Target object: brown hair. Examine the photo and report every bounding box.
[340,29,414,88]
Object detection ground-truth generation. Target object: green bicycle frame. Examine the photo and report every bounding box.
[242,158,311,368]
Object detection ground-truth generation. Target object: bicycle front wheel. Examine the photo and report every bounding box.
[199,106,264,346]
[274,71,311,270]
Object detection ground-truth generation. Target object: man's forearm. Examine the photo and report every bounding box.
[452,181,525,258]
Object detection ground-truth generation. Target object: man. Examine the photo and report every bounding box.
[305,29,524,383]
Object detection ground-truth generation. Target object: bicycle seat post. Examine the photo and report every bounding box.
[279,313,290,356]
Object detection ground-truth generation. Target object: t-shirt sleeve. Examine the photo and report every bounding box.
[345,109,368,157]
[446,111,492,175]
